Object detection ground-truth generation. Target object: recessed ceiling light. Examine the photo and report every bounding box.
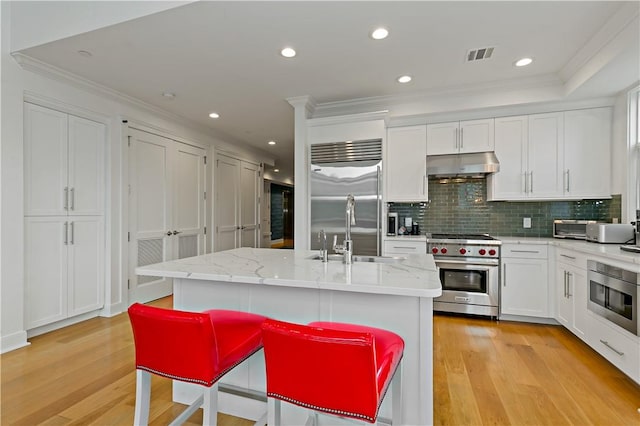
[371,27,389,40]
[77,50,92,57]
[208,112,220,119]
[281,47,296,58]
[397,75,412,83]
[515,57,533,67]
[268,141,276,145]
[274,169,280,173]
[162,92,176,99]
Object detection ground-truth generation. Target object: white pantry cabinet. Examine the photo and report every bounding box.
[556,249,588,342]
[385,126,428,202]
[23,103,106,330]
[500,244,550,318]
[24,103,105,216]
[24,216,104,329]
[426,119,494,155]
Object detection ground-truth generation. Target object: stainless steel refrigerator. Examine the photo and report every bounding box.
[309,139,382,256]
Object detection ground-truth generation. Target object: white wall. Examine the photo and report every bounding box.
[0,2,274,352]
[612,89,629,221]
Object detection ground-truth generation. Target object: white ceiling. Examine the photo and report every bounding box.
[17,1,640,183]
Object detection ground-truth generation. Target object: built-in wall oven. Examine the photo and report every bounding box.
[587,260,639,336]
[427,234,501,317]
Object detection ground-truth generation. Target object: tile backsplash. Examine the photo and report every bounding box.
[388,178,622,237]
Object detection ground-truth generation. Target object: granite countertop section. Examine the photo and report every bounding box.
[497,236,640,265]
[136,247,442,298]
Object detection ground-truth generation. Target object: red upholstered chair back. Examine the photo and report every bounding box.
[261,319,380,423]
[128,303,218,387]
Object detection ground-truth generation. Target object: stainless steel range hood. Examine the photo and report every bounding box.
[426,152,500,178]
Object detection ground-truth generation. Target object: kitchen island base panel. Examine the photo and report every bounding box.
[172,278,434,426]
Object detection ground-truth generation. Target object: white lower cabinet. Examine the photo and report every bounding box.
[587,312,640,383]
[24,216,104,329]
[500,244,550,318]
[556,250,588,342]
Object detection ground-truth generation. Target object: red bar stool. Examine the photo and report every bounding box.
[128,303,266,426]
[261,319,404,425]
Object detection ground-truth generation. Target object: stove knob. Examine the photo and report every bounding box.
[441,248,448,254]
[432,247,439,254]
[459,248,467,255]
[489,249,496,256]
[479,249,487,255]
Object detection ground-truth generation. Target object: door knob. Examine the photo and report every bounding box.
[166,231,173,236]
[173,230,181,235]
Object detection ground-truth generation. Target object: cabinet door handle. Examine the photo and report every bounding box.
[64,222,68,245]
[64,187,69,210]
[523,172,528,193]
[460,127,464,149]
[70,221,74,245]
[70,188,75,210]
[560,254,576,260]
[566,272,572,297]
[563,271,568,298]
[503,264,507,287]
[454,128,459,149]
[529,171,533,192]
[599,340,624,356]
[566,169,570,192]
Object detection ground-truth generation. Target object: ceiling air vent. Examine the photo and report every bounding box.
[466,47,494,62]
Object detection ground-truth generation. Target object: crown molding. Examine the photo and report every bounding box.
[311,74,563,118]
[307,110,389,127]
[287,95,317,118]
[560,2,639,83]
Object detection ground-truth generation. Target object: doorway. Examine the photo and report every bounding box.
[270,182,294,249]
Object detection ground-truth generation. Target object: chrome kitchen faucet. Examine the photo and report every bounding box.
[333,194,356,264]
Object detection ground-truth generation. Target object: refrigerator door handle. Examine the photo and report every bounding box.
[376,165,381,256]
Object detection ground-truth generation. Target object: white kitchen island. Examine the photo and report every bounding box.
[136,248,441,425]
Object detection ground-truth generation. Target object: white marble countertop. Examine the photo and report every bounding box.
[498,236,640,265]
[136,247,442,298]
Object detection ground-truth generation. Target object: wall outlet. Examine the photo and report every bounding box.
[523,217,532,228]
[613,218,619,223]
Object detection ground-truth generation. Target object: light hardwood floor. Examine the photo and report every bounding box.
[2,298,639,425]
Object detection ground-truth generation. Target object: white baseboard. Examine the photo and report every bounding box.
[27,310,100,338]
[1,330,30,354]
[100,301,125,317]
[499,314,559,325]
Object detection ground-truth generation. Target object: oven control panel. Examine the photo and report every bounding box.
[428,244,500,258]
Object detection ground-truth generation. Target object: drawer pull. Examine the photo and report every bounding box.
[599,339,624,356]
[393,246,416,250]
[510,250,539,253]
[560,254,576,260]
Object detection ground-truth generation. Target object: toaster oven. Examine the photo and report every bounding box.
[553,219,598,240]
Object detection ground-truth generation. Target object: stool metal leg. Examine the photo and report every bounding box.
[268,397,281,425]
[202,382,219,426]
[391,362,402,426]
[134,370,151,426]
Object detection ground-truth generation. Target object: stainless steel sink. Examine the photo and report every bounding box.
[308,254,406,264]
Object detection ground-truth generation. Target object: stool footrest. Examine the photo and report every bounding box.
[168,394,204,426]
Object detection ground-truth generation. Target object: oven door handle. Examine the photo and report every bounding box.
[436,260,499,270]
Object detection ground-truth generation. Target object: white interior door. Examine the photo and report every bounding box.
[240,161,260,248]
[215,154,240,251]
[173,144,206,259]
[129,129,173,303]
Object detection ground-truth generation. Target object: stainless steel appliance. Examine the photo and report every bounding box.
[427,233,501,317]
[586,223,635,244]
[587,260,639,336]
[387,213,398,236]
[553,219,598,240]
[310,140,382,256]
[426,152,500,178]
[621,209,640,253]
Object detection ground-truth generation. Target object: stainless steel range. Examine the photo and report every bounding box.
[426,233,501,317]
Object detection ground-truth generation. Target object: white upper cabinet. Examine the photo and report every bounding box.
[385,125,428,202]
[489,108,611,201]
[24,103,105,216]
[527,112,564,199]
[563,107,611,199]
[426,118,494,155]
